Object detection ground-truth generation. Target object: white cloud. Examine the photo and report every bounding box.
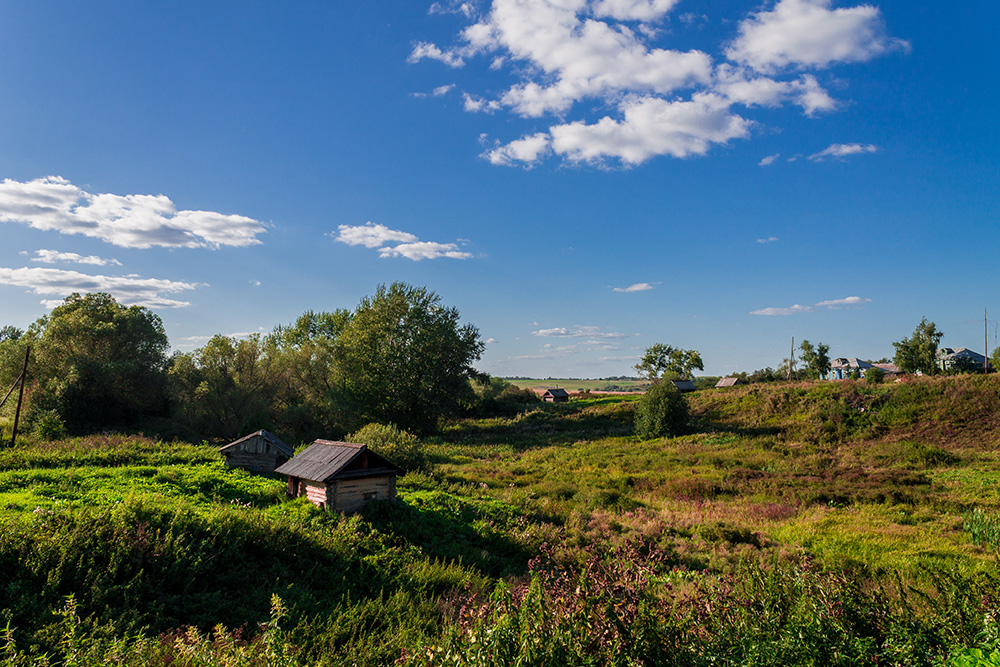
[485,337,498,344]
[751,294,871,315]
[815,295,871,308]
[0,176,267,249]
[416,0,904,167]
[433,84,456,96]
[756,236,779,243]
[613,282,654,292]
[408,41,465,67]
[334,222,418,248]
[0,266,201,308]
[28,249,122,266]
[726,0,909,74]
[758,154,780,166]
[378,241,472,261]
[532,325,629,339]
[809,142,878,161]
[334,222,472,261]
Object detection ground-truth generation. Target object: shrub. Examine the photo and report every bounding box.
[32,409,66,441]
[348,422,427,472]
[866,368,885,384]
[634,383,688,439]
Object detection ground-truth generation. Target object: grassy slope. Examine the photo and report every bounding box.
[2,376,1000,665]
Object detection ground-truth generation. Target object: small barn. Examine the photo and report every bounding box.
[542,388,570,403]
[671,379,696,393]
[715,377,744,388]
[275,440,404,513]
[219,429,294,472]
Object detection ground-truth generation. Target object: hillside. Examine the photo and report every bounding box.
[2,376,1000,665]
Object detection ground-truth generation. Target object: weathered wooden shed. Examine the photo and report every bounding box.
[671,380,696,393]
[715,377,744,388]
[274,440,404,513]
[219,429,294,472]
[542,388,570,403]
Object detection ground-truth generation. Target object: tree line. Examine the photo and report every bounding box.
[0,284,538,442]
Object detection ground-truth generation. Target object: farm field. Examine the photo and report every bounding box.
[2,376,1000,665]
[507,377,649,392]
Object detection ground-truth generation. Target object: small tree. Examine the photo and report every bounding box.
[347,422,426,472]
[799,340,831,379]
[893,317,943,375]
[635,343,704,383]
[634,383,689,439]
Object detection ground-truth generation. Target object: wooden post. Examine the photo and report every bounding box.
[9,346,30,448]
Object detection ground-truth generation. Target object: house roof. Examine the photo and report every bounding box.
[219,429,294,457]
[542,388,569,397]
[715,377,741,388]
[873,363,902,374]
[274,440,404,482]
[830,358,875,370]
[937,347,985,360]
[671,379,696,392]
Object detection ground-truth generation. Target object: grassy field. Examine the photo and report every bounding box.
[2,376,1000,665]
[507,377,649,392]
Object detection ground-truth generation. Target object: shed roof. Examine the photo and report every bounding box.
[274,440,404,482]
[715,377,742,388]
[219,429,294,457]
[542,388,569,397]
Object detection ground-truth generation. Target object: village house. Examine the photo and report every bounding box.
[936,347,988,372]
[825,358,877,380]
[219,429,294,472]
[275,440,404,513]
[541,388,569,403]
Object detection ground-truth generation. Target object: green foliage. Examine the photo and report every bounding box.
[635,343,704,382]
[894,317,944,375]
[348,423,427,472]
[866,367,886,384]
[21,293,170,433]
[31,409,66,441]
[634,382,688,439]
[168,334,282,440]
[467,377,540,417]
[965,508,1000,552]
[799,339,831,379]
[336,283,484,434]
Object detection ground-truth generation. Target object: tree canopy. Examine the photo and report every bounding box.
[635,344,704,382]
[892,317,943,375]
[799,340,831,379]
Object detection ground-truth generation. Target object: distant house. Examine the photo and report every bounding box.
[872,362,903,379]
[671,380,696,393]
[219,430,294,472]
[715,377,744,388]
[936,347,988,373]
[542,388,570,403]
[275,440,404,513]
[825,358,876,380]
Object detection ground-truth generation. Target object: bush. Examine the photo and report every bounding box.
[347,422,427,472]
[866,368,885,384]
[634,383,688,439]
[32,409,66,441]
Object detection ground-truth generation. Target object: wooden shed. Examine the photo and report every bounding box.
[219,429,294,472]
[274,440,404,513]
[715,377,744,388]
[542,388,570,403]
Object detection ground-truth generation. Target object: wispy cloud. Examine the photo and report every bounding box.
[809,143,878,161]
[333,221,472,261]
[751,295,871,315]
[0,176,267,249]
[758,153,780,166]
[756,236,779,244]
[25,249,122,266]
[532,325,629,340]
[412,0,905,167]
[613,282,655,293]
[0,266,202,309]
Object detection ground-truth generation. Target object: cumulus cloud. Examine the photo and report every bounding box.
[27,249,122,266]
[808,142,878,161]
[532,325,629,339]
[727,0,909,73]
[433,84,456,96]
[0,176,267,249]
[334,222,471,261]
[613,282,654,292]
[751,295,871,315]
[0,266,201,309]
[413,0,905,167]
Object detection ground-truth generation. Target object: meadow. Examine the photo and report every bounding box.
[2,375,1000,665]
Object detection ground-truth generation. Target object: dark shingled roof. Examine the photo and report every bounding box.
[218,429,294,457]
[542,388,569,397]
[274,440,404,482]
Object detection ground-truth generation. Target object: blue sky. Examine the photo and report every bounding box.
[0,0,996,378]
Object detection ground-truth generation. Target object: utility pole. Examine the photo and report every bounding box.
[788,336,795,381]
[986,308,990,373]
[9,346,29,448]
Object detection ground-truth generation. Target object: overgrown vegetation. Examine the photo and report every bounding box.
[2,376,1000,665]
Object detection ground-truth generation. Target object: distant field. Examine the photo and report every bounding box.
[506,378,648,392]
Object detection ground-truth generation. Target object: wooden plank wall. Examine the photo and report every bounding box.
[333,476,395,513]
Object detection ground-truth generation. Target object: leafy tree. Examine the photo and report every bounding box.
[799,340,831,379]
[26,293,169,432]
[168,334,282,440]
[635,343,704,382]
[335,283,484,434]
[893,317,943,375]
[347,422,426,471]
[0,325,22,343]
[634,382,689,439]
